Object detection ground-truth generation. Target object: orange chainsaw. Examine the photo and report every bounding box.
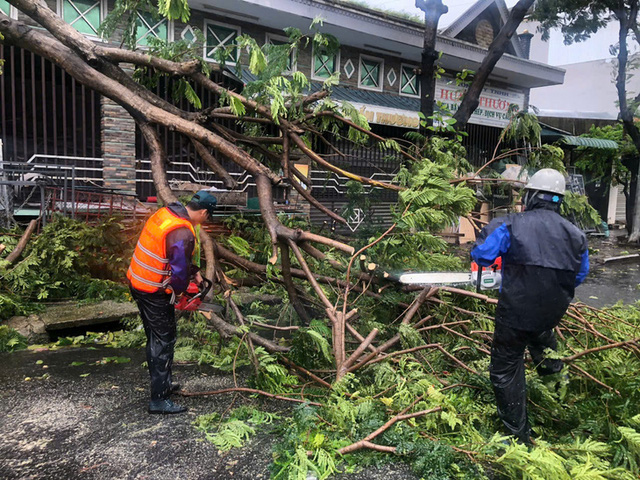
[174,277,222,313]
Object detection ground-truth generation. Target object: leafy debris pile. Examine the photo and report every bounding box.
[0,216,138,319]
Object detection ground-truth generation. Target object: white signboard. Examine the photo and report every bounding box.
[435,77,526,128]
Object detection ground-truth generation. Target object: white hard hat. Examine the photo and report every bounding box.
[524,168,566,195]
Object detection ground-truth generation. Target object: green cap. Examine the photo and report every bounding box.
[191,190,218,216]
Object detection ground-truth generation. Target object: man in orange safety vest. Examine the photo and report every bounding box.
[128,191,217,414]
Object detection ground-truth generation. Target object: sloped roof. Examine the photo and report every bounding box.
[440,0,524,58]
[240,69,420,110]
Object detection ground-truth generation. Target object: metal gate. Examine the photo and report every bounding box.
[0,44,101,167]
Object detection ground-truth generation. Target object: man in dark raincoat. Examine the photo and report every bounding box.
[471,168,589,444]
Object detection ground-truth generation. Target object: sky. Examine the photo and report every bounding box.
[360,0,624,66]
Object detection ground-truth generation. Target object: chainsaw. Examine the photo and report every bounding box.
[175,277,223,313]
[397,258,502,291]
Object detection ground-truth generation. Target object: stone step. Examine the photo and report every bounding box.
[6,300,139,342]
[40,300,139,331]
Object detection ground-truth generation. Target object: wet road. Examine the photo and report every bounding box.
[0,346,277,480]
[575,238,640,308]
[0,346,419,480]
[576,261,640,308]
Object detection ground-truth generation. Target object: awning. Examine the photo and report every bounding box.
[560,136,618,149]
[540,125,618,150]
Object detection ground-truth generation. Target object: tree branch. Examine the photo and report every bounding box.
[453,0,535,129]
[337,407,442,455]
[180,386,322,406]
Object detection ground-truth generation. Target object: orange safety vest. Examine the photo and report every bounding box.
[127,207,196,294]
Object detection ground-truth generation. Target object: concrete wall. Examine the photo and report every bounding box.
[529,58,631,119]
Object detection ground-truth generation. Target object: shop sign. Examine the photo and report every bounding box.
[354,104,420,129]
[435,78,525,128]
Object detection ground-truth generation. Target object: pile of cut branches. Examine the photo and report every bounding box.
[0,216,136,319]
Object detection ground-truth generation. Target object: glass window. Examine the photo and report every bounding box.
[359,56,383,90]
[0,0,11,16]
[313,49,338,79]
[136,10,168,47]
[400,65,419,96]
[62,0,101,36]
[205,21,240,64]
[181,26,196,44]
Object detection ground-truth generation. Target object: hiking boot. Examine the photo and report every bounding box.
[148,398,187,414]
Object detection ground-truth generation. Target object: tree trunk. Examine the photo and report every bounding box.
[624,161,638,234]
[613,2,640,241]
[629,163,640,241]
[417,0,448,134]
[453,0,535,130]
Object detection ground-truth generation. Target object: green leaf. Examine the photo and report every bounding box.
[227,235,252,257]
[249,47,267,75]
[229,96,246,117]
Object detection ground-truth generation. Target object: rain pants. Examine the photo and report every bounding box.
[130,288,177,400]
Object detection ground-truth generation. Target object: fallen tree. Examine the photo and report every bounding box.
[0,0,476,373]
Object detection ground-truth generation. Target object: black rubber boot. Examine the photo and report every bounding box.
[148,398,188,414]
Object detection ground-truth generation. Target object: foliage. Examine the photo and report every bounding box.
[99,0,191,49]
[561,192,603,228]
[502,111,566,173]
[395,159,476,232]
[504,111,541,147]
[575,123,636,188]
[529,144,566,172]
[0,325,28,352]
[0,217,135,319]
[532,0,621,44]
[195,406,280,452]
[170,293,640,479]
[289,319,334,369]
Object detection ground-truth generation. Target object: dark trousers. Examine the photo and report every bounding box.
[130,288,177,401]
[489,322,564,443]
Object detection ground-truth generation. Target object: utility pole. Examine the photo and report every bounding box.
[416,0,448,135]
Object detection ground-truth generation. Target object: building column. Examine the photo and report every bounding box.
[101,96,137,194]
[607,184,619,225]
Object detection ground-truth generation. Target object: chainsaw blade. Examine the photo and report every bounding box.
[397,271,473,286]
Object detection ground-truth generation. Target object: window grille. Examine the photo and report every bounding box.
[205,21,240,64]
[400,65,419,97]
[313,48,338,80]
[0,45,101,166]
[136,10,168,47]
[359,56,383,91]
[0,0,10,16]
[181,25,196,44]
[61,0,101,36]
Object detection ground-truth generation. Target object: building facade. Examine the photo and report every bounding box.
[0,0,564,224]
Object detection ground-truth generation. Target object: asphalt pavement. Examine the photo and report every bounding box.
[0,345,418,480]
